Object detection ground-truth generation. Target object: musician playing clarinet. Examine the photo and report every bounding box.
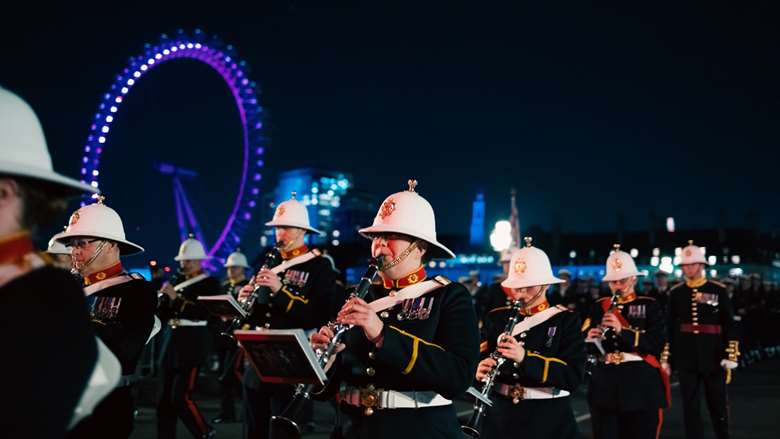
[311,179,480,439]
[157,235,221,439]
[237,192,340,439]
[584,244,669,439]
[475,238,584,439]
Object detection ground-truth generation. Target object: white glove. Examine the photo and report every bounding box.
[720,359,738,370]
[661,362,671,375]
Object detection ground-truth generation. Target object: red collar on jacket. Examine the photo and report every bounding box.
[83,262,124,286]
[280,245,308,260]
[381,266,427,289]
[0,232,34,265]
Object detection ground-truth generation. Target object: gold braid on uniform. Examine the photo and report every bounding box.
[387,325,444,375]
[726,340,740,362]
[526,351,567,384]
[661,342,671,363]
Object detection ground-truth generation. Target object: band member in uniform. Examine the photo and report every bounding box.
[212,248,252,424]
[473,247,516,326]
[0,86,99,438]
[311,179,480,439]
[157,235,222,439]
[58,197,157,438]
[585,245,669,439]
[237,192,340,439]
[663,241,738,439]
[475,238,585,438]
[46,231,73,269]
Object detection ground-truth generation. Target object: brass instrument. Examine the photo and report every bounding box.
[269,259,380,439]
[462,299,525,438]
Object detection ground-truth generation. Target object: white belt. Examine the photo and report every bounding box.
[341,386,452,410]
[602,352,643,365]
[495,384,570,400]
[169,319,207,327]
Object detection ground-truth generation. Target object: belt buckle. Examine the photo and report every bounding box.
[605,352,624,365]
[170,318,179,329]
[509,385,525,404]
[359,385,380,416]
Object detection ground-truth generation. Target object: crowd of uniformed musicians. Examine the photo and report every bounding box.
[1,85,747,439]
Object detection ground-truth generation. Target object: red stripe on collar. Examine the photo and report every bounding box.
[381,266,427,289]
[521,301,550,316]
[0,232,34,265]
[83,262,124,286]
[280,245,308,260]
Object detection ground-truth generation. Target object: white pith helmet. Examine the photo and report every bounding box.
[358,179,454,259]
[47,231,72,255]
[680,240,708,265]
[56,196,144,255]
[224,248,250,268]
[0,87,96,195]
[501,237,564,289]
[601,244,643,282]
[174,234,210,261]
[265,192,323,235]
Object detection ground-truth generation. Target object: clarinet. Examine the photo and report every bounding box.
[269,258,380,439]
[223,246,282,336]
[586,290,621,370]
[462,299,525,438]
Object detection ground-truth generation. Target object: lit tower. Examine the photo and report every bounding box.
[469,193,486,246]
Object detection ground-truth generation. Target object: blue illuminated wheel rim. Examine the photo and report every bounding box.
[78,29,265,261]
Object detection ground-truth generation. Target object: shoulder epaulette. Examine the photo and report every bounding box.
[596,297,611,303]
[709,280,727,288]
[129,272,145,280]
[636,295,656,301]
[670,281,685,290]
[555,304,569,311]
[311,248,322,256]
[487,305,511,315]
[434,275,451,286]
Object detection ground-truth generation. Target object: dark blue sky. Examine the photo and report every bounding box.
[2,1,778,261]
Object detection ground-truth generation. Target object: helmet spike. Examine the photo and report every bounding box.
[523,236,533,247]
[407,179,418,192]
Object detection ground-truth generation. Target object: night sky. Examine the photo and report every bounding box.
[3,2,779,262]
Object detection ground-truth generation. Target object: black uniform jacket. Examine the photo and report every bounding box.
[3,265,97,438]
[246,249,340,331]
[585,294,668,410]
[483,302,585,394]
[667,279,737,372]
[85,273,157,374]
[322,277,480,401]
[157,273,222,368]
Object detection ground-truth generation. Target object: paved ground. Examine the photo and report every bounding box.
[130,359,780,438]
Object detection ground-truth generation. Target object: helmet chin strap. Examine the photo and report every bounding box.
[379,240,420,271]
[73,240,109,275]
[523,285,548,308]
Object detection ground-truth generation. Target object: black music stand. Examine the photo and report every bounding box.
[197,294,247,319]
[235,329,327,386]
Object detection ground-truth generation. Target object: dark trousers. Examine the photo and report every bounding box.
[243,379,306,439]
[157,366,211,439]
[678,369,730,439]
[590,405,662,439]
[217,346,242,419]
[482,395,579,439]
[336,403,462,439]
[67,386,134,438]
